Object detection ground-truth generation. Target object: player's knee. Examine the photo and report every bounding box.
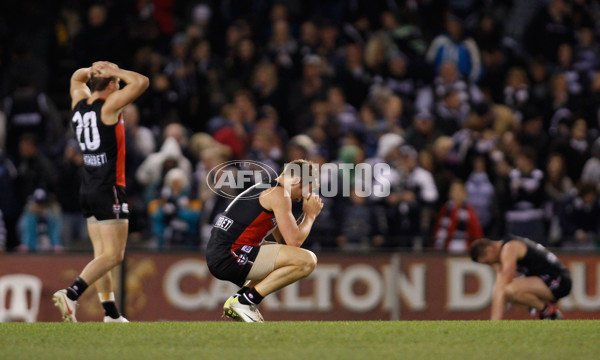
[106,251,125,267]
[299,250,317,277]
[504,283,519,300]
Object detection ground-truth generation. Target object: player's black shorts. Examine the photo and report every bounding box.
[206,231,260,287]
[80,185,129,221]
[539,271,572,301]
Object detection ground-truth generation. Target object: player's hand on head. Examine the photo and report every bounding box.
[303,193,323,218]
[92,61,118,78]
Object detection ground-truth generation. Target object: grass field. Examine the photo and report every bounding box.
[1,320,599,360]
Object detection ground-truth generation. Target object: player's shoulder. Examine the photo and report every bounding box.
[501,239,526,258]
[71,97,89,111]
[260,185,289,209]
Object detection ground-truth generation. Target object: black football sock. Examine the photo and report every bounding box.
[237,287,250,296]
[66,277,89,301]
[102,301,121,319]
[239,288,264,305]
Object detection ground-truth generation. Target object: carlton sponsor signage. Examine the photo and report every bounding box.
[0,253,599,321]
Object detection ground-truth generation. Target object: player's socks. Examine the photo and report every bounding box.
[237,287,250,296]
[66,277,89,301]
[540,303,560,319]
[99,293,120,319]
[239,288,264,305]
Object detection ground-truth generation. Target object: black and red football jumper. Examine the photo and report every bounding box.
[206,178,280,286]
[71,99,128,220]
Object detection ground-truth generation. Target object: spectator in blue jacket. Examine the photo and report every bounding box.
[17,188,63,252]
[148,168,202,250]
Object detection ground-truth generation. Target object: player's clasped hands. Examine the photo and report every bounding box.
[92,61,119,78]
[303,193,323,218]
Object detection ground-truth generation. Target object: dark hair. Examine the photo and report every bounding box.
[89,74,116,92]
[469,238,492,262]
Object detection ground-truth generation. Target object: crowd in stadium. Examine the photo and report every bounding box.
[1,0,600,253]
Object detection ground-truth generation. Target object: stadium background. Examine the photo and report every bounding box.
[1,0,600,321]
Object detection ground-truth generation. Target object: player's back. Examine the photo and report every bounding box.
[71,99,126,192]
[503,237,568,277]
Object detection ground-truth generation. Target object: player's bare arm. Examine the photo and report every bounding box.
[490,241,524,320]
[94,61,149,125]
[70,67,92,109]
[261,188,323,247]
[269,213,307,244]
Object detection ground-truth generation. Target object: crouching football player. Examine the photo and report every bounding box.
[470,237,572,320]
[206,159,323,322]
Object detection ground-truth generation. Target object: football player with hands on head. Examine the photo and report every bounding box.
[52,61,148,322]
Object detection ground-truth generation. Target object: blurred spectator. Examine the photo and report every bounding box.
[528,58,552,117]
[298,20,320,57]
[318,21,344,68]
[246,127,282,173]
[364,32,394,75]
[396,145,438,248]
[415,61,485,121]
[506,149,546,244]
[503,67,530,120]
[336,188,386,251]
[465,155,495,234]
[17,188,63,253]
[553,118,591,183]
[547,73,579,135]
[326,86,359,135]
[163,33,198,129]
[225,37,259,91]
[581,137,600,186]
[403,111,442,152]
[434,89,471,136]
[289,54,330,129]
[559,182,600,250]
[544,152,575,245]
[265,19,299,73]
[148,168,201,250]
[123,103,156,158]
[136,136,193,204]
[55,139,86,247]
[524,0,574,63]
[2,77,61,163]
[377,94,409,134]
[553,43,586,97]
[426,14,482,82]
[15,134,57,210]
[371,52,418,113]
[251,63,288,129]
[432,180,483,253]
[573,26,600,72]
[73,4,123,67]
[380,9,427,62]
[545,153,575,205]
[335,44,371,108]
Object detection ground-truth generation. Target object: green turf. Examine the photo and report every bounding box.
[0,321,598,360]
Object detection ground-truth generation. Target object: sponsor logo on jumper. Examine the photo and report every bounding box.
[83,153,107,167]
[215,216,234,231]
